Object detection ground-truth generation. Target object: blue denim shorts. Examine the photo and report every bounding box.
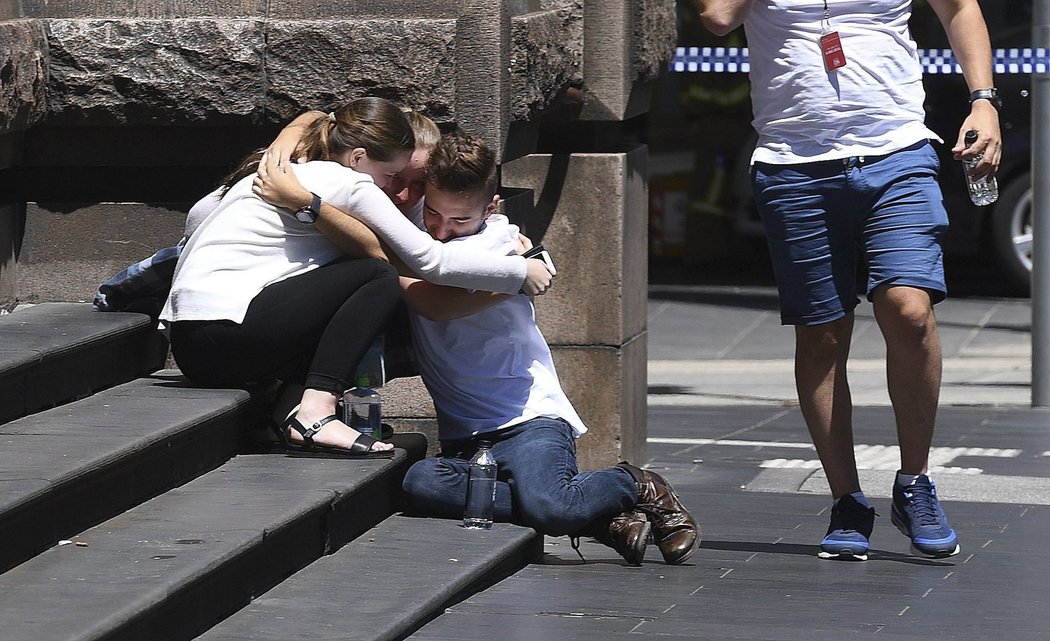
[753,140,948,326]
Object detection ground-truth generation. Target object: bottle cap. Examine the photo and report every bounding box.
[964,130,978,146]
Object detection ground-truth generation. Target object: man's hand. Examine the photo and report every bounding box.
[520,257,556,296]
[253,153,312,212]
[951,102,1001,180]
[929,0,999,180]
[515,233,535,255]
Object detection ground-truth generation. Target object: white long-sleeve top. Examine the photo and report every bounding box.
[161,161,527,324]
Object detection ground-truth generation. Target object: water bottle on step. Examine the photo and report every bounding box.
[463,440,497,530]
[341,376,382,440]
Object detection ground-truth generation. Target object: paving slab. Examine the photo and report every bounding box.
[198,516,541,641]
[407,403,1050,641]
[0,452,414,641]
[0,373,251,573]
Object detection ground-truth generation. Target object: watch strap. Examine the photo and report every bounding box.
[968,88,1001,110]
[295,192,322,223]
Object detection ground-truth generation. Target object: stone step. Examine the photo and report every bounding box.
[197,515,542,641]
[0,303,168,424]
[0,452,420,641]
[0,372,253,574]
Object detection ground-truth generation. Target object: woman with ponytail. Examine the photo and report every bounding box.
[161,97,536,457]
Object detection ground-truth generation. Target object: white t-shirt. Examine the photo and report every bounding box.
[161,162,528,324]
[408,214,588,441]
[745,0,940,164]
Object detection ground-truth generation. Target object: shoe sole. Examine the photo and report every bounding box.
[625,520,652,566]
[818,549,868,561]
[909,543,960,558]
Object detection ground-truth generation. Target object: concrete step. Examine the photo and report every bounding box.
[0,303,538,641]
[197,516,542,641]
[0,303,168,424]
[0,372,253,573]
[0,452,420,641]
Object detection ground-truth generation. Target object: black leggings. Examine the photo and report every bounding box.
[170,257,400,394]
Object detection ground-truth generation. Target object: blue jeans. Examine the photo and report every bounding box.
[402,418,639,535]
[753,140,949,326]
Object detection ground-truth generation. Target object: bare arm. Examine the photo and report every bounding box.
[253,154,388,260]
[695,0,757,36]
[928,0,1001,178]
[399,276,511,322]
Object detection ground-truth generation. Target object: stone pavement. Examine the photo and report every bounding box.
[407,287,1050,640]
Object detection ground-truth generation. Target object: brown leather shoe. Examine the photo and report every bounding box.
[573,510,651,566]
[618,462,701,565]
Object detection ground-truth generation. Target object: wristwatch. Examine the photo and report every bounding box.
[295,192,322,224]
[968,88,1002,111]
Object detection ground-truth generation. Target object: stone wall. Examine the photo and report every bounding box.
[0,0,676,468]
[0,17,48,312]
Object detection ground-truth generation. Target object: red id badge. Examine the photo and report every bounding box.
[820,31,847,71]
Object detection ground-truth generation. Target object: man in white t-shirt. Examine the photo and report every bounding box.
[697,0,1000,560]
[398,132,701,566]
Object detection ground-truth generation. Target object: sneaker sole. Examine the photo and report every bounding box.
[818,548,868,561]
[909,542,960,559]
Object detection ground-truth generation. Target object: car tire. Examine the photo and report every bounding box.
[990,174,1033,291]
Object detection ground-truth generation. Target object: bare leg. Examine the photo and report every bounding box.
[871,285,941,475]
[795,313,860,499]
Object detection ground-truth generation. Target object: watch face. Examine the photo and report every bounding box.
[295,193,321,223]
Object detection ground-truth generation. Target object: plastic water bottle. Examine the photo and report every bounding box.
[341,376,382,440]
[962,129,998,206]
[463,440,497,530]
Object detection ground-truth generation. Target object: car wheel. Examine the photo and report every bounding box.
[990,174,1033,291]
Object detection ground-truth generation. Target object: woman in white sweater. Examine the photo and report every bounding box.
[161,98,542,457]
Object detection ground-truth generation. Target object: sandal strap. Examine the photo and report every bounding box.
[288,414,340,443]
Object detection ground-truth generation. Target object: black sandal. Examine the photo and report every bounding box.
[274,414,395,459]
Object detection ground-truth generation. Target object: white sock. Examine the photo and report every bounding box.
[896,472,922,487]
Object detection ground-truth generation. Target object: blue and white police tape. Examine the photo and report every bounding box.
[671,47,1050,74]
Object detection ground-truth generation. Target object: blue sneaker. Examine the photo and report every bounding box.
[819,494,876,561]
[891,474,960,558]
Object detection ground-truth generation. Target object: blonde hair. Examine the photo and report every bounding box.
[402,110,441,151]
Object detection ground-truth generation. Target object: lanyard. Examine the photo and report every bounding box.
[822,0,831,31]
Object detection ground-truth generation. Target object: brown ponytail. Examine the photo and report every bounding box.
[219,97,415,194]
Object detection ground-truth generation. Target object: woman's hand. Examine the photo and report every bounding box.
[253,153,312,211]
[520,256,556,296]
[259,110,323,172]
